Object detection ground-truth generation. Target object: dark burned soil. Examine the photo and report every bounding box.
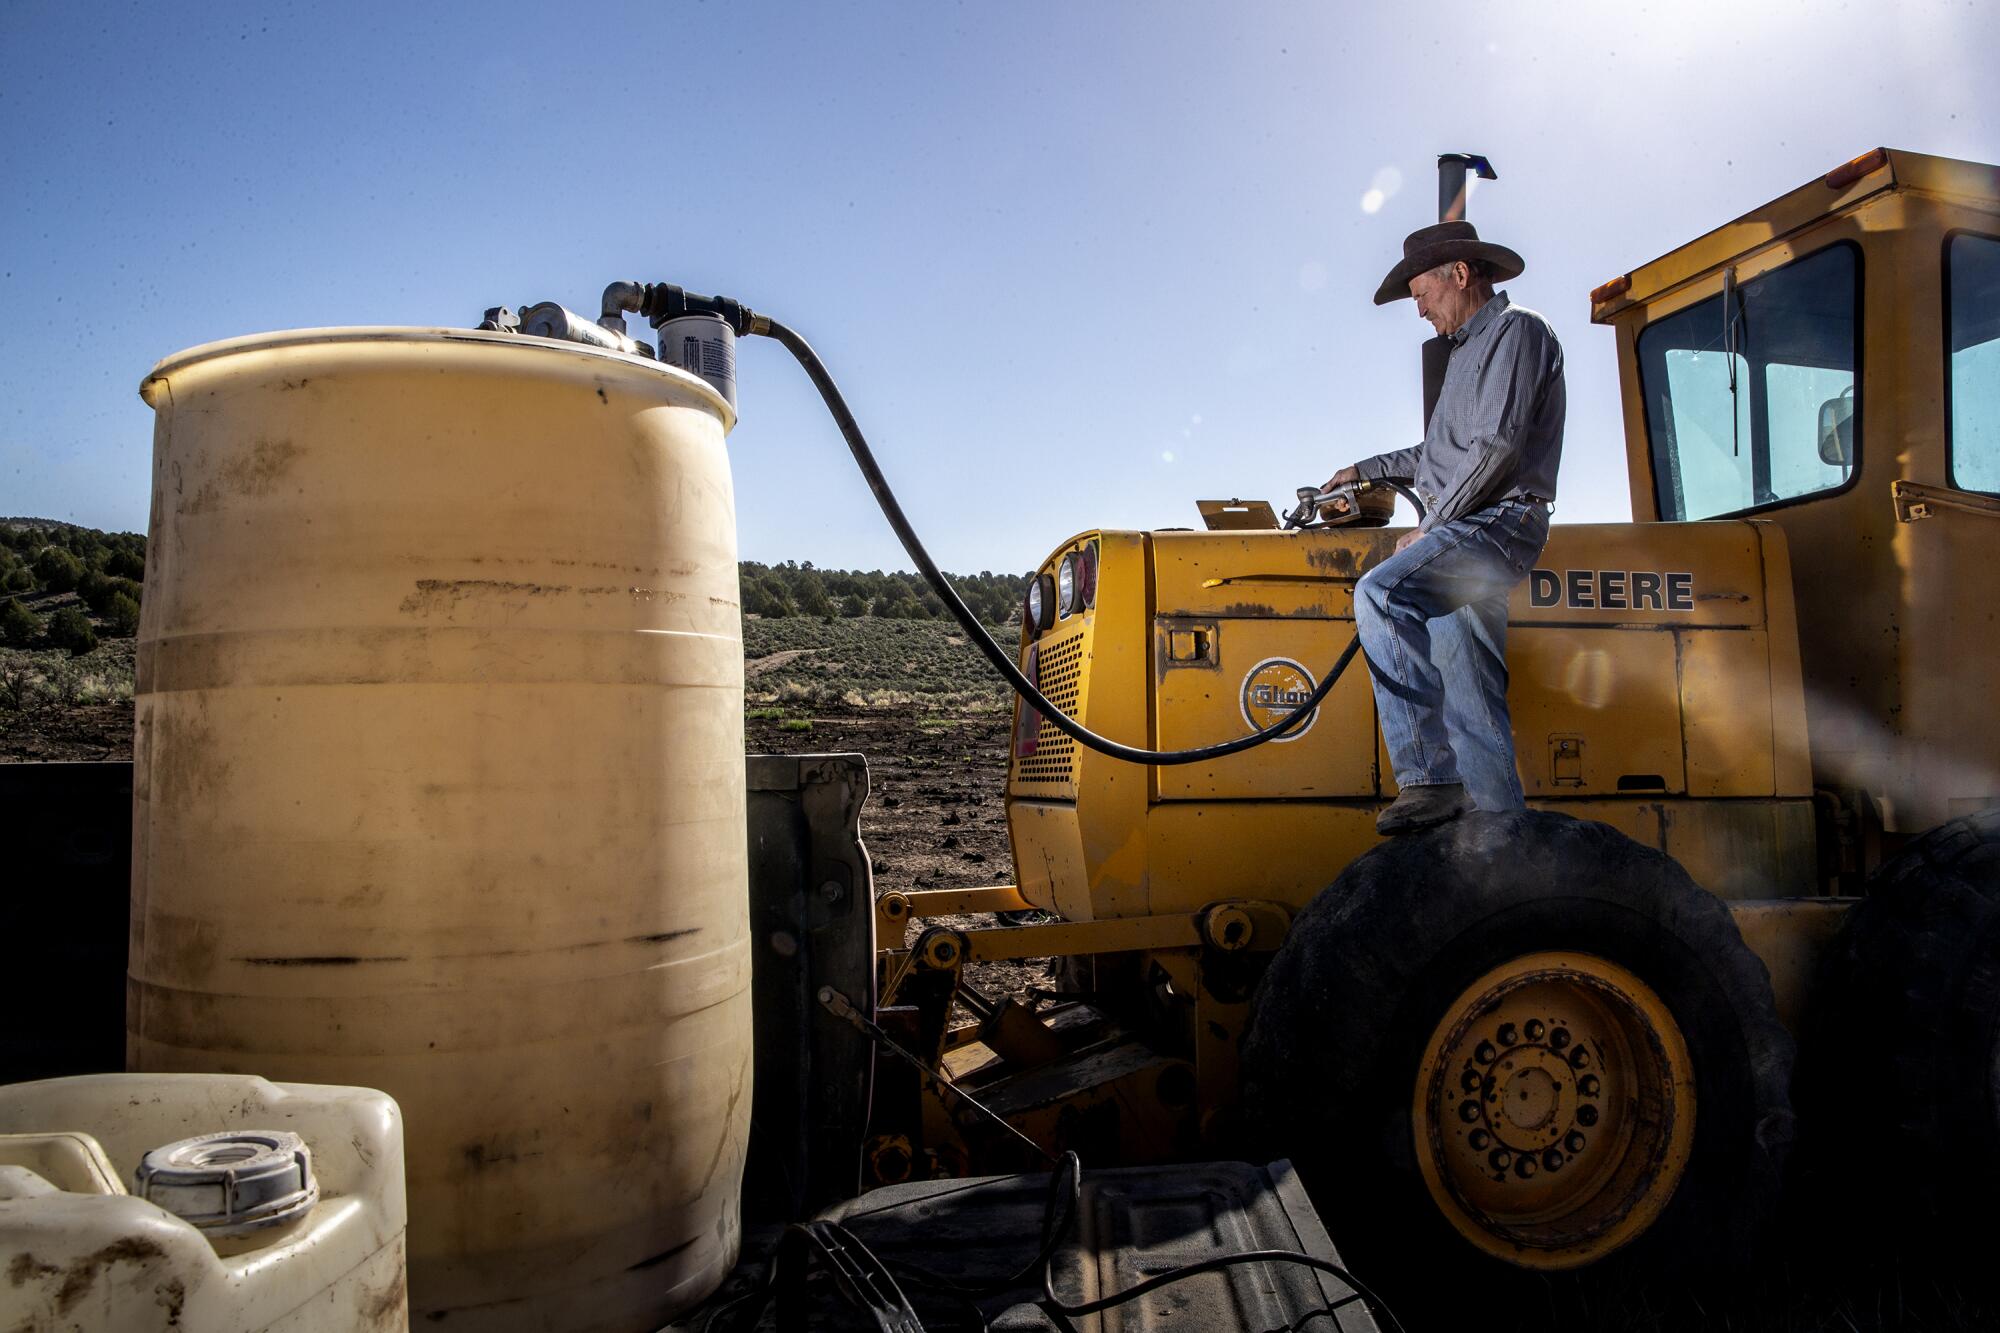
[0,702,131,761]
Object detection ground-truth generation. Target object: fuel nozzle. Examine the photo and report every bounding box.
[1282,480,1411,531]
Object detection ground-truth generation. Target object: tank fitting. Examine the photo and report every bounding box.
[519,303,651,359]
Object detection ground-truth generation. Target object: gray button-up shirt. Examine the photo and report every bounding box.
[1355,292,1565,532]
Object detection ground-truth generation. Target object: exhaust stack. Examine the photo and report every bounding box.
[1437,152,1497,223]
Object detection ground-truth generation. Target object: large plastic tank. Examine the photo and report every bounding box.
[130,328,751,1329]
[0,1073,407,1332]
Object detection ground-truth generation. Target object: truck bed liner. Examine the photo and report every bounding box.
[673,1159,1380,1332]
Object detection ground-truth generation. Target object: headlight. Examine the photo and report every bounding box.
[1057,554,1078,617]
[1026,573,1055,635]
[1079,540,1099,609]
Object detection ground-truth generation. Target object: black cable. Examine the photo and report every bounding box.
[757,316,1421,767]
[661,294,1418,1330]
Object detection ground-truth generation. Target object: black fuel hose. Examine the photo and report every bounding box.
[758,316,1423,766]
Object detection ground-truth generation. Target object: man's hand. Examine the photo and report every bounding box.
[1320,464,1362,515]
[1394,529,1424,555]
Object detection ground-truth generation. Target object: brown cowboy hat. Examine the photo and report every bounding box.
[1373,220,1524,305]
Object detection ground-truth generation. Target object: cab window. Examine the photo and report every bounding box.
[1639,243,1861,521]
[1947,232,2000,494]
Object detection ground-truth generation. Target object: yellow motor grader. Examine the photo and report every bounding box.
[868,147,2000,1279]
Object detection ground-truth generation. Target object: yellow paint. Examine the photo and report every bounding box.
[1008,149,2000,926]
[1603,149,2000,839]
[1728,899,1856,1034]
[1412,952,1696,1270]
[1008,520,1811,920]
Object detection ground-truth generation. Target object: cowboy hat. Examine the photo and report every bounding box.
[1373,220,1524,305]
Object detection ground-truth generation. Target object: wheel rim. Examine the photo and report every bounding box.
[1412,950,1695,1269]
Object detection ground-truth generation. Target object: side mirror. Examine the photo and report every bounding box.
[1817,391,1855,467]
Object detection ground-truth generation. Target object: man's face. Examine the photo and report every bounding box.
[1407,262,1481,337]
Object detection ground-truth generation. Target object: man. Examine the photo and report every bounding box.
[1327,220,1565,835]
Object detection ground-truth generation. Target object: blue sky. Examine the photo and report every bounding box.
[3,1,1993,573]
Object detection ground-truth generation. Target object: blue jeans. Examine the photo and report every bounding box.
[1354,498,1549,810]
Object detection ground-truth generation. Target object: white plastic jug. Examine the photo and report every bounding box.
[0,1073,407,1331]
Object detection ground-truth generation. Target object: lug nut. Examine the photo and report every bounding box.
[1525,1019,1546,1041]
[1497,1023,1519,1047]
[1565,1131,1587,1154]
[1514,1155,1538,1179]
[1550,1027,1571,1050]
[1459,1099,1482,1124]
[1542,1148,1565,1171]
[1488,1148,1513,1172]
[1461,1068,1483,1093]
[1577,1104,1600,1127]
[1569,1046,1592,1070]
[1469,1129,1491,1151]
[1475,1041,1498,1065]
[1579,1074,1601,1097]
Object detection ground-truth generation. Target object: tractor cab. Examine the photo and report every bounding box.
[1592,147,2000,848]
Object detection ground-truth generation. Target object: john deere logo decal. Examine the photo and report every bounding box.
[1241,657,1318,741]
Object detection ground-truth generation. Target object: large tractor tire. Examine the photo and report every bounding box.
[1812,808,2000,1225]
[1240,809,1793,1283]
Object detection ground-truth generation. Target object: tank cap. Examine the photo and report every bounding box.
[134,1130,319,1237]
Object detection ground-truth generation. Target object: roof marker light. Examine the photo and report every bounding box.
[1824,147,1889,191]
[1590,274,1632,306]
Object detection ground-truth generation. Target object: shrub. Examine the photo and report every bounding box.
[46,606,98,656]
[32,546,86,594]
[108,548,147,581]
[0,657,35,711]
[791,577,834,618]
[0,567,31,594]
[0,597,42,648]
[78,570,116,613]
[108,592,142,637]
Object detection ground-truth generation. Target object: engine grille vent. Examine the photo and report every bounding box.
[1013,632,1085,793]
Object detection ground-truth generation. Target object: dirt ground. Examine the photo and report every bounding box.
[743,702,1054,1003]
[0,701,131,761]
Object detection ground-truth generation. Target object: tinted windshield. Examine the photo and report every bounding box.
[1639,244,1861,521]
[1948,231,2000,494]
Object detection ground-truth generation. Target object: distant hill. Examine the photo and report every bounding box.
[739,560,1027,625]
[0,520,146,654]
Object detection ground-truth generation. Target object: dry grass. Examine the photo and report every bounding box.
[0,641,135,712]
[744,618,1016,713]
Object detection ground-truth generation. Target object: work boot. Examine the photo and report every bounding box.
[1376,782,1473,835]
